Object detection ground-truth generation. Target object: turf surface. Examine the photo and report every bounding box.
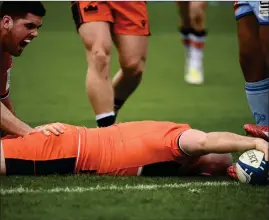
[1,2,269,220]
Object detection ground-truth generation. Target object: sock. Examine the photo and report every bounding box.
[179,27,192,58]
[96,112,115,127]
[245,78,269,126]
[114,98,126,116]
[188,29,207,72]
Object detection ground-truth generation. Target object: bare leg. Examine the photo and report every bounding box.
[78,22,115,127]
[112,35,148,117]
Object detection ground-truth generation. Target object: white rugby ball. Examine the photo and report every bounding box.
[236,150,268,185]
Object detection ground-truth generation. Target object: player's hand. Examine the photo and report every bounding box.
[33,123,66,136]
[255,138,269,161]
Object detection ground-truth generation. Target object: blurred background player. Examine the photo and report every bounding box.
[234,1,269,141]
[0,2,64,137]
[71,2,149,127]
[176,1,208,85]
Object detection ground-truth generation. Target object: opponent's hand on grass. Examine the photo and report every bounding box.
[33,123,66,136]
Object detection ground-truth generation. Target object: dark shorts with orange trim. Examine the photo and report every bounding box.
[71,1,150,35]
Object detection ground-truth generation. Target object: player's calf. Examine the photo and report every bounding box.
[113,58,145,116]
[112,35,148,116]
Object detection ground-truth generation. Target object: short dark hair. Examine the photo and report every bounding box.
[0,1,46,19]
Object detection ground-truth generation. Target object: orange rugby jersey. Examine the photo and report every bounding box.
[75,121,192,176]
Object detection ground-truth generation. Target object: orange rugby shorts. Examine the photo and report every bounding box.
[71,1,150,35]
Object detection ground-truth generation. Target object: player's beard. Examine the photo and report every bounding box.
[5,31,25,57]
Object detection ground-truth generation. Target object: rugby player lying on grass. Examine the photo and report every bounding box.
[0,121,268,177]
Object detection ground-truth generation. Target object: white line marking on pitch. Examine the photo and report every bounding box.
[1,181,238,195]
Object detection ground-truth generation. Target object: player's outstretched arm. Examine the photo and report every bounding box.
[0,101,33,136]
[179,129,268,161]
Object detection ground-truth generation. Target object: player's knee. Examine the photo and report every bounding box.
[88,46,111,74]
[120,56,146,78]
[189,3,205,23]
[239,47,253,68]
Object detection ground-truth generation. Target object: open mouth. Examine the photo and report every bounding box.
[19,39,32,48]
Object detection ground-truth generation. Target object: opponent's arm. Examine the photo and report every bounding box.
[0,101,33,136]
[179,129,268,161]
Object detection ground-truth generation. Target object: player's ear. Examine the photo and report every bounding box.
[2,15,14,30]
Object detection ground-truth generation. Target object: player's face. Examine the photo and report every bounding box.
[3,13,43,57]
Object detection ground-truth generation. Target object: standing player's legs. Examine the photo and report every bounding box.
[71,2,115,127]
[110,2,150,117]
[177,2,207,85]
[235,2,269,140]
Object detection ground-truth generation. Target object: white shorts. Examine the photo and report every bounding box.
[234,1,269,25]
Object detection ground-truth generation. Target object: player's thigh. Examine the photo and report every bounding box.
[72,2,113,64]
[236,15,261,67]
[251,1,269,75]
[189,2,208,24]
[237,15,259,46]
[176,2,190,27]
[114,35,148,71]
[259,25,269,74]
[189,1,208,10]
[111,1,149,65]
[235,2,260,54]
[79,22,113,58]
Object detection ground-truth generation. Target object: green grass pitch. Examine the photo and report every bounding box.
[1,2,269,220]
